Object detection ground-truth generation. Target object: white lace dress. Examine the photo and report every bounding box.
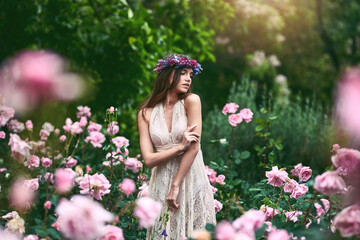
[146,99,216,240]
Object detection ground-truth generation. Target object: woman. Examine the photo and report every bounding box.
[138,54,216,239]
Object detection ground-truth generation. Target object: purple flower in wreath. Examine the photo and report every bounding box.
[153,55,203,75]
[161,230,168,236]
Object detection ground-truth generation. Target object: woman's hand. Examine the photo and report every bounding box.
[166,184,180,211]
[180,124,200,151]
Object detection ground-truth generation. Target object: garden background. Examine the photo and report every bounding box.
[1,0,360,239]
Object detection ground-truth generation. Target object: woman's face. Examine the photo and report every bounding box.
[172,68,193,94]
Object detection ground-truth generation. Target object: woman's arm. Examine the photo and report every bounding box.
[138,109,199,169]
[166,94,202,209]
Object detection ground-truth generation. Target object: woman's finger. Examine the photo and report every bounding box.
[188,132,200,138]
[186,124,198,132]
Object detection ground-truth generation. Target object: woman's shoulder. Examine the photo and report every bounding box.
[184,93,201,105]
[137,107,154,124]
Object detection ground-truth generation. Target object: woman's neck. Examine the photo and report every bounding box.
[164,92,179,109]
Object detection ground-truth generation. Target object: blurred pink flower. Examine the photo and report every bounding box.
[137,182,149,198]
[54,128,60,135]
[265,166,289,187]
[260,205,280,221]
[43,172,54,183]
[333,203,360,238]
[332,144,340,152]
[290,163,302,177]
[214,199,223,213]
[228,113,243,127]
[284,210,302,222]
[108,106,115,113]
[44,200,52,210]
[290,184,308,199]
[216,174,226,185]
[85,131,106,148]
[55,168,76,194]
[331,148,360,176]
[119,178,136,197]
[86,165,92,173]
[24,178,39,191]
[314,171,346,195]
[70,122,83,135]
[41,157,52,168]
[87,121,102,132]
[299,166,312,182]
[239,108,253,123]
[0,50,84,112]
[9,178,36,211]
[0,131,5,139]
[205,165,217,185]
[0,106,15,126]
[267,229,290,240]
[336,68,360,140]
[7,119,25,133]
[63,118,72,132]
[284,179,298,193]
[8,134,31,162]
[55,195,113,240]
[42,122,54,132]
[25,120,33,130]
[222,103,239,115]
[124,158,141,173]
[210,185,218,194]
[79,173,111,200]
[79,117,88,128]
[133,197,161,228]
[97,225,124,240]
[59,135,66,142]
[65,156,77,168]
[107,122,119,136]
[315,198,330,218]
[215,221,235,240]
[112,136,129,149]
[39,129,50,140]
[24,155,40,169]
[23,235,39,240]
[77,106,91,118]
[232,209,265,233]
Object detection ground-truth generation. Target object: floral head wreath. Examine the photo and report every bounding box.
[153,55,202,75]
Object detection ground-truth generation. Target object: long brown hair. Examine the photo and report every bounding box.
[138,53,192,123]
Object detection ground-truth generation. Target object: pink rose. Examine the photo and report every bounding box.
[43,172,54,183]
[44,200,52,210]
[112,136,129,149]
[54,128,60,135]
[0,106,15,126]
[0,131,5,139]
[9,178,36,211]
[232,209,265,232]
[66,156,77,168]
[107,122,119,136]
[239,108,253,123]
[332,144,340,152]
[260,205,280,221]
[24,235,39,240]
[9,134,31,162]
[87,121,102,132]
[290,184,308,199]
[86,165,92,173]
[265,166,289,187]
[119,178,136,197]
[133,197,162,228]
[108,106,115,113]
[41,157,52,168]
[25,120,33,130]
[211,185,218,194]
[284,210,302,222]
[79,116,88,128]
[314,199,330,218]
[55,195,114,240]
[137,182,149,198]
[97,225,124,240]
[268,229,290,240]
[59,135,66,142]
[77,106,91,118]
[55,168,76,194]
[205,165,217,185]
[39,129,50,140]
[7,119,25,133]
[70,122,83,134]
[283,179,298,193]
[331,148,360,176]
[85,131,106,148]
[215,221,235,240]
[42,122,54,132]
[228,113,243,127]
[299,166,312,182]
[63,118,72,132]
[79,173,111,200]
[333,203,360,237]
[222,103,239,115]
[24,155,40,169]
[216,174,226,185]
[24,178,39,191]
[314,171,346,195]
[124,158,141,173]
[214,199,223,213]
[290,163,302,177]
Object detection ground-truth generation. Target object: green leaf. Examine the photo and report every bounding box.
[240,151,250,159]
[260,108,267,114]
[255,118,264,124]
[269,115,277,120]
[255,125,264,132]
